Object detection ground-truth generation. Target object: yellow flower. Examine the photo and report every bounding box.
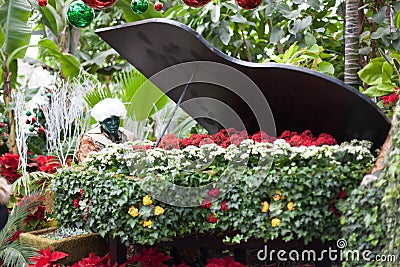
[143,195,152,206]
[154,206,165,216]
[273,194,281,201]
[261,202,269,213]
[271,218,281,227]
[128,206,139,217]
[287,201,295,211]
[143,220,152,228]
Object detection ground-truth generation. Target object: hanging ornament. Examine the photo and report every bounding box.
[236,0,262,10]
[181,0,210,8]
[82,0,117,9]
[130,0,148,14]
[38,0,48,6]
[67,1,95,28]
[154,1,163,11]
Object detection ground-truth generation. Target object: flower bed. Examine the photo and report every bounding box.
[52,130,374,247]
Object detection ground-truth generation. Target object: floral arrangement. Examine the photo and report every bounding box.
[0,153,61,184]
[52,128,374,247]
[157,128,336,149]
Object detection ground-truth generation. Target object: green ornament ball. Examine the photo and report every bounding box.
[47,93,52,98]
[38,113,43,119]
[26,111,32,116]
[3,117,7,123]
[130,0,148,14]
[29,126,34,132]
[2,136,7,141]
[67,1,95,28]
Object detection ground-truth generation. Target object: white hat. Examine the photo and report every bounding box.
[91,98,127,122]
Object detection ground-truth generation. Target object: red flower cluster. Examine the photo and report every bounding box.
[207,213,218,223]
[278,130,337,147]
[16,194,47,231]
[200,198,212,209]
[382,90,399,106]
[29,155,61,174]
[208,188,220,197]
[29,247,68,267]
[181,134,212,147]
[157,134,181,150]
[0,153,62,184]
[0,153,20,183]
[206,256,246,267]
[139,128,337,151]
[220,201,229,211]
[126,247,172,267]
[70,252,110,267]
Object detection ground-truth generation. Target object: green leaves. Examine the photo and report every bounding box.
[52,139,374,246]
[358,53,399,98]
[115,0,162,22]
[38,39,80,78]
[0,0,32,58]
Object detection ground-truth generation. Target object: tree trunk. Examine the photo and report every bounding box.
[2,59,18,154]
[344,0,361,86]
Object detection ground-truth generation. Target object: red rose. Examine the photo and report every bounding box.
[329,207,336,214]
[207,213,218,223]
[208,188,220,197]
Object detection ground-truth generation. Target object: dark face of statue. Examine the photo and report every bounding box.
[101,115,120,139]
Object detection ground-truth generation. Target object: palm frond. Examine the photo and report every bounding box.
[0,241,37,267]
[0,194,41,247]
[84,85,113,108]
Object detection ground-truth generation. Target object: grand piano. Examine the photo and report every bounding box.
[95,18,390,266]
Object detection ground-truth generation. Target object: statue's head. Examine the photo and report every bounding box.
[91,98,127,139]
[100,115,120,139]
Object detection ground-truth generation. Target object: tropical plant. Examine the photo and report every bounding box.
[358,51,399,98]
[264,42,335,75]
[0,195,41,266]
[0,0,33,154]
[166,0,344,74]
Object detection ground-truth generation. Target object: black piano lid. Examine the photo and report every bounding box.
[96,18,390,148]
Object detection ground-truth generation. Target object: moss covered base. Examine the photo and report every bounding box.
[20,227,109,264]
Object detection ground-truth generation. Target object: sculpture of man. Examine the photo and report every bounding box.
[77,98,135,162]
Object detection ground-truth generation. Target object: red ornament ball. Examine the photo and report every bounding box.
[31,116,37,123]
[236,0,262,10]
[38,126,45,133]
[82,0,118,9]
[25,119,30,124]
[154,1,163,11]
[181,0,211,8]
[38,0,47,6]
